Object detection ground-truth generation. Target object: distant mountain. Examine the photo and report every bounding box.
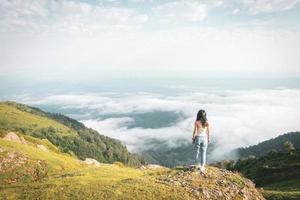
[214,132,300,200]
[222,149,300,200]
[0,101,144,166]
[233,149,300,187]
[236,132,300,158]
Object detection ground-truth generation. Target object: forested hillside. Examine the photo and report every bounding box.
[236,132,300,158]
[0,101,144,166]
[215,134,300,200]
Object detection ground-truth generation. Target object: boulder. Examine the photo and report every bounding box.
[36,144,49,152]
[3,132,27,145]
[140,164,166,170]
[83,158,101,167]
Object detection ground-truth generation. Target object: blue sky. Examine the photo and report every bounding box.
[0,0,300,88]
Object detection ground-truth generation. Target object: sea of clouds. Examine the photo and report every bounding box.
[19,88,300,161]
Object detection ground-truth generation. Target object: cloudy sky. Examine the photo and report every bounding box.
[0,0,300,82]
[1,0,300,161]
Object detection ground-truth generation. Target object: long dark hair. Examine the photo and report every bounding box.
[196,109,207,126]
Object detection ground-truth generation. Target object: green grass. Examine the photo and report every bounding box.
[22,134,61,154]
[0,102,75,137]
[0,137,265,200]
[261,179,300,200]
[264,179,300,191]
[225,173,246,187]
[262,190,300,200]
[0,138,191,200]
[0,139,81,173]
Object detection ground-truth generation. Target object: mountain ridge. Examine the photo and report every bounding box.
[0,101,144,166]
[236,131,300,158]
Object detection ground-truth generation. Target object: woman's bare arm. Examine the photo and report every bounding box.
[207,123,211,143]
[192,122,197,142]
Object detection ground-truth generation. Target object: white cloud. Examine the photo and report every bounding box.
[2,26,299,77]
[0,0,49,33]
[232,8,240,15]
[0,0,148,34]
[21,89,300,161]
[128,0,146,3]
[152,1,208,24]
[242,0,300,14]
[1,1,300,78]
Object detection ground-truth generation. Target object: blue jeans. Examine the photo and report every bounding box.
[194,135,208,166]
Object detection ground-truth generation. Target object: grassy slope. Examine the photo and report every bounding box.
[0,136,264,200]
[0,137,191,200]
[0,102,75,137]
[263,179,300,200]
[0,101,143,166]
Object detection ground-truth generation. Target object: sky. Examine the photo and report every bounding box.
[0,0,300,83]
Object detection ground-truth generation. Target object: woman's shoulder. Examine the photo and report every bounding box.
[195,121,209,127]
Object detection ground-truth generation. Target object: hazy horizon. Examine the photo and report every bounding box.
[1,84,300,162]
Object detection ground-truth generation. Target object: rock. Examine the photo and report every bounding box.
[192,188,200,196]
[3,132,27,144]
[36,144,49,152]
[156,166,265,200]
[140,164,166,170]
[20,136,27,144]
[83,158,101,167]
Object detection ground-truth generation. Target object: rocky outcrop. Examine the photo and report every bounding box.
[83,158,101,167]
[2,132,50,152]
[3,132,27,145]
[156,165,265,200]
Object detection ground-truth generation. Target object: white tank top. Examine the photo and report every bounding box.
[195,126,207,137]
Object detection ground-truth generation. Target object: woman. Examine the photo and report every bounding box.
[192,109,210,172]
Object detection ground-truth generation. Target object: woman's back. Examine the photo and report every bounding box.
[194,121,208,136]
